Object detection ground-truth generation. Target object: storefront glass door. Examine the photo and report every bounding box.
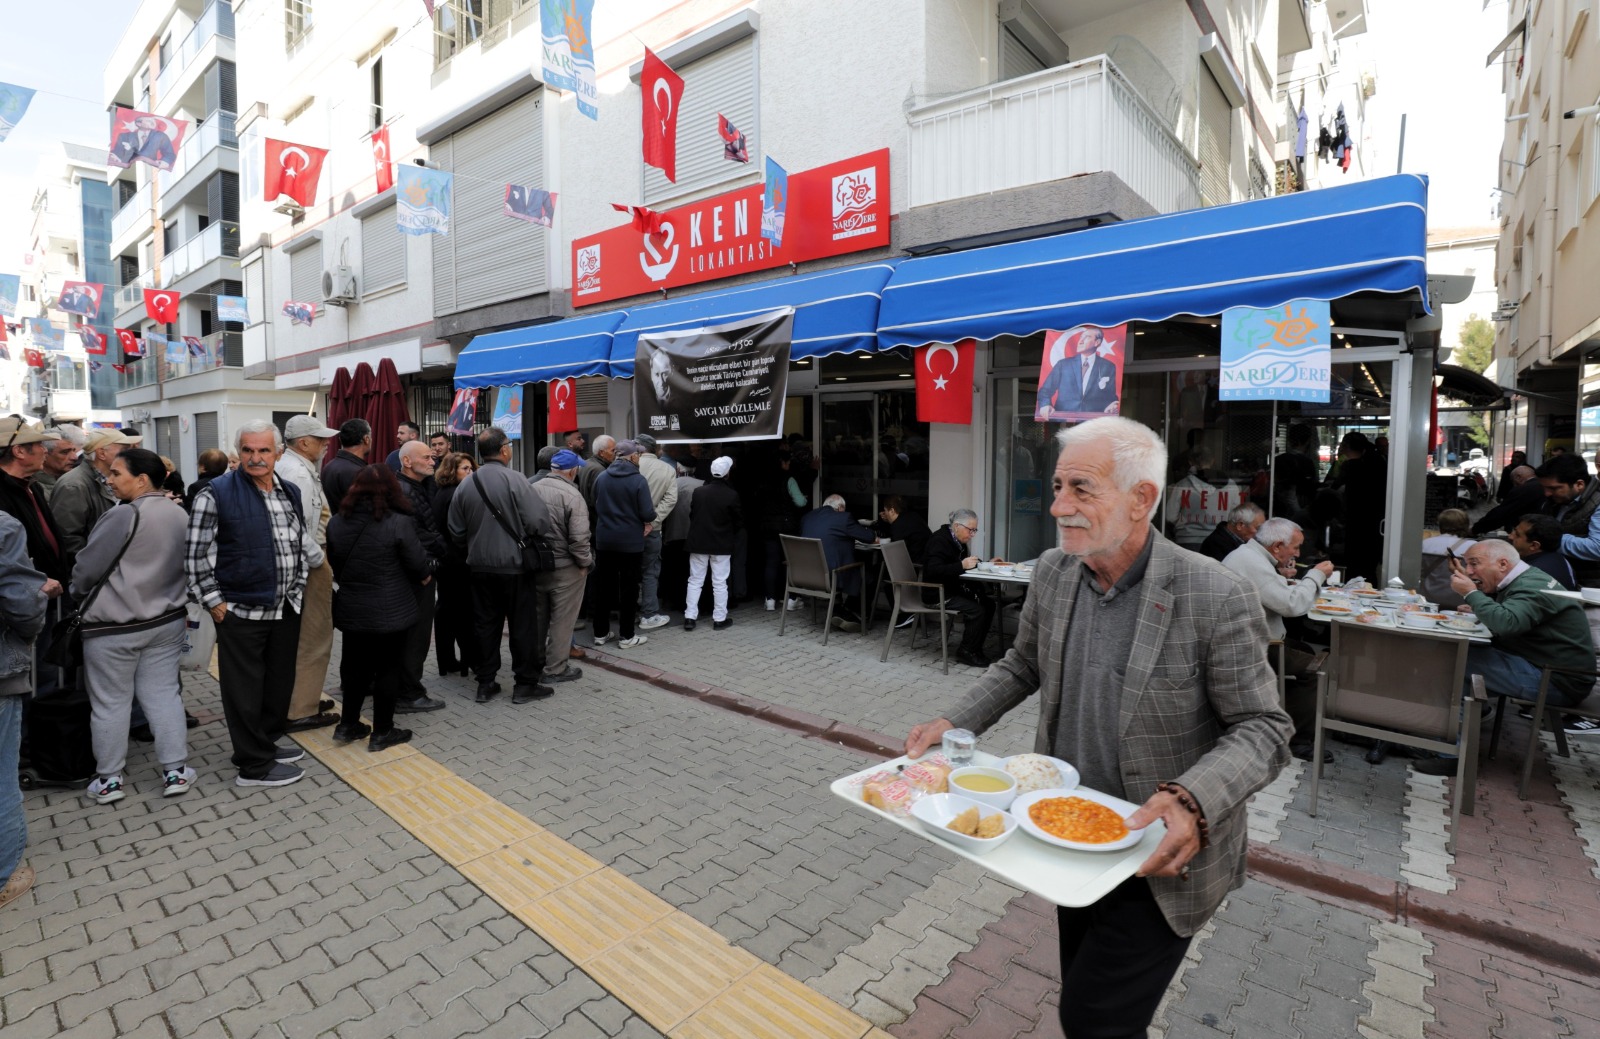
[818,390,930,523]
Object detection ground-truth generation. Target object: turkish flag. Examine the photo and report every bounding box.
[116,328,143,358]
[610,203,663,234]
[548,378,576,431]
[641,47,684,182]
[112,364,127,374]
[915,339,976,424]
[372,125,393,194]
[24,348,43,369]
[0,321,6,343]
[80,328,108,354]
[143,289,180,324]
[263,138,329,207]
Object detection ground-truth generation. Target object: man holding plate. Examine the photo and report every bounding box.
[905,417,1291,1039]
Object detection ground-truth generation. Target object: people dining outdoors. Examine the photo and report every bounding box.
[1509,514,1579,591]
[799,494,877,631]
[922,509,999,668]
[1473,464,1541,535]
[1198,503,1263,563]
[873,495,931,565]
[1537,454,1600,588]
[1420,509,1477,608]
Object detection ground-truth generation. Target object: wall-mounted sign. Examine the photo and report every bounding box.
[571,148,889,307]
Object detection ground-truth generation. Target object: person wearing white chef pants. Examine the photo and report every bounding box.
[683,457,741,632]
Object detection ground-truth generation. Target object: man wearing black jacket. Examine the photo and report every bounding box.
[396,442,445,713]
[683,457,742,631]
[320,419,371,513]
[923,510,997,668]
[1473,465,1543,535]
[0,419,68,697]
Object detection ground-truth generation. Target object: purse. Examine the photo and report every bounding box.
[472,473,555,573]
[44,507,141,670]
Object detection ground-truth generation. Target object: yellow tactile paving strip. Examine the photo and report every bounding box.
[291,723,879,1038]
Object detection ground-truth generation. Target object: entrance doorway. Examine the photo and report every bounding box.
[818,390,930,524]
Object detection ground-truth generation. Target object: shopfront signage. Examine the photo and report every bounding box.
[634,308,793,443]
[572,148,890,307]
[1220,299,1332,402]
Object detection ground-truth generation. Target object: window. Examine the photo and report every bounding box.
[194,411,219,452]
[155,417,180,471]
[361,204,405,293]
[433,1,485,66]
[158,33,171,71]
[1198,65,1233,206]
[370,55,384,131]
[289,240,321,303]
[285,0,313,47]
[642,36,758,204]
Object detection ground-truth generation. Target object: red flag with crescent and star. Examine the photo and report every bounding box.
[24,348,44,369]
[372,125,394,194]
[914,338,976,424]
[116,328,143,359]
[641,47,684,182]
[548,378,576,431]
[264,138,329,207]
[142,289,180,324]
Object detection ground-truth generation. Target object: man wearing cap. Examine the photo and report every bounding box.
[0,418,69,698]
[275,416,342,733]
[50,428,141,564]
[634,433,677,631]
[684,457,741,631]
[34,426,84,503]
[321,419,371,513]
[396,440,447,713]
[532,450,590,684]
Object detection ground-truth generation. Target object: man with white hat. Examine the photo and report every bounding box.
[531,449,591,684]
[276,415,342,733]
[35,426,84,504]
[51,428,141,563]
[683,456,741,631]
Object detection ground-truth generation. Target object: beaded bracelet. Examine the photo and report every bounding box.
[1156,782,1211,850]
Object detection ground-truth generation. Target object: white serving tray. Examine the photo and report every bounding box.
[830,751,1165,907]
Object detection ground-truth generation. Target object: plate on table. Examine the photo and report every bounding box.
[1002,754,1080,793]
[1439,616,1490,636]
[1310,605,1354,618]
[1012,788,1146,852]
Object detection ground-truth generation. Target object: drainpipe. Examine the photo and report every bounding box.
[1539,0,1566,367]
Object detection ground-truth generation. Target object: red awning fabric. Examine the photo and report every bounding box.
[366,358,411,465]
[324,366,355,463]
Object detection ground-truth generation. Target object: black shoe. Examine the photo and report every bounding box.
[684,619,697,631]
[545,667,582,684]
[955,650,990,669]
[185,711,200,729]
[394,695,446,714]
[319,698,337,713]
[713,618,732,630]
[332,721,372,744]
[284,711,341,732]
[1290,742,1334,764]
[436,661,459,676]
[512,684,554,704]
[368,728,413,753]
[1411,757,1459,777]
[475,682,501,704]
[129,724,154,743]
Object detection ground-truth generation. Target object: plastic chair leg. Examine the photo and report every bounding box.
[880,606,897,663]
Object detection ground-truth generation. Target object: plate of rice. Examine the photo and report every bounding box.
[1002,753,1080,794]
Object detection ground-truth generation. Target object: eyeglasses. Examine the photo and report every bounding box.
[957,523,979,534]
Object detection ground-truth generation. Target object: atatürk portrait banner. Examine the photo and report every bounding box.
[634,308,793,443]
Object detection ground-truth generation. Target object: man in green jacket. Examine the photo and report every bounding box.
[1449,538,1596,736]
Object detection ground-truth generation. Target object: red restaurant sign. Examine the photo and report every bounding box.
[572,148,890,307]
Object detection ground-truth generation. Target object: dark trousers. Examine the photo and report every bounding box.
[216,608,302,779]
[593,550,643,640]
[946,592,995,654]
[1056,878,1192,1039]
[399,581,436,701]
[471,570,544,687]
[341,630,407,735]
[661,540,690,610]
[763,537,787,601]
[433,566,479,673]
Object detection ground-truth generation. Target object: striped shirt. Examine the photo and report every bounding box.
[185,474,307,621]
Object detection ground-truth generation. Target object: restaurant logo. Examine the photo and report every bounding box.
[575,244,603,297]
[831,167,877,241]
[639,222,680,282]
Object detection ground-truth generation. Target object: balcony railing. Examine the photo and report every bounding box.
[117,269,158,310]
[153,1,235,101]
[119,329,242,390]
[907,55,1201,216]
[111,180,154,243]
[156,111,237,195]
[165,221,239,284]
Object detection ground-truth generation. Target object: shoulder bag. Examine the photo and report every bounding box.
[472,474,555,573]
[45,507,141,669]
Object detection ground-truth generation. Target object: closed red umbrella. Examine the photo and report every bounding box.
[323,366,354,464]
[366,357,411,465]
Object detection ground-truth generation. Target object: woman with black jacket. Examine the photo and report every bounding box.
[429,452,479,676]
[326,465,429,751]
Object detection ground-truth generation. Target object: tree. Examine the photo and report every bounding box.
[1455,315,1495,375]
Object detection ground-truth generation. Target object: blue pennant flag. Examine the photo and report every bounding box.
[396,165,452,236]
[761,157,788,249]
[216,295,250,323]
[0,274,18,318]
[0,83,36,144]
[25,318,64,352]
[540,0,597,121]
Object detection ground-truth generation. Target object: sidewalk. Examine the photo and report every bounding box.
[2,601,1597,1038]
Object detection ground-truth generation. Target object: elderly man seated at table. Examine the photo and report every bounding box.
[799,494,877,631]
[1199,503,1264,563]
[923,509,1000,669]
[1222,517,1334,761]
[1422,538,1600,771]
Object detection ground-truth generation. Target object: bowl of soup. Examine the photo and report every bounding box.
[947,766,1018,810]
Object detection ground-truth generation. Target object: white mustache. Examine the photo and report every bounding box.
[1056,516,1091,529]
[244,460,270,468]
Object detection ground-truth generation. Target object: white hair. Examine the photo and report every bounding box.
[1055,417,1167,517]
[1254,517,1301,548]
[53,425,86,448]
[823,493,847,510]
[1228,502,1265,525]
[949,508,977,526]
[234,419,284,454]
[1469,538,1520,567]
[593,434,616,453]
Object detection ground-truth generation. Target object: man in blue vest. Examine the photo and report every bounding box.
[186,420,312,788]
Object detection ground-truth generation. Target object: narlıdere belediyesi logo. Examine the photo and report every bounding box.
[576,244,602,295]
[831,168,877,240]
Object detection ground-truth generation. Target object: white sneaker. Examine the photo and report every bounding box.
[162,766,198,798]
[786,597,803,611]
[86,776,125,805]
[764,599,776,611]
[619,635,649,649]
[638,614,670,631]
[592,633,615,646]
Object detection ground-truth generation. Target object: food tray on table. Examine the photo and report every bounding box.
[829,751,1165,907]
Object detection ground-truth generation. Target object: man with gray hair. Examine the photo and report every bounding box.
[35,425,84,503]
[923,507,999,668]
[904,417,1290,1037]
[1222,516,1333,760]
[799,493,878,630]
[275,415,342,733]
[1199,502,1264,563]
[186,420,311,788]
[51,428,141,563]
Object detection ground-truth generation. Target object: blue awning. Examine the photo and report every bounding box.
[876,174,1430,350]
[608,261,898,378]
[454,309,626,388]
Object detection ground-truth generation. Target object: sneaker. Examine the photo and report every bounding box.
[1564,716,1600,736]
[274,744,306,764]
[786,597,803,611]
[332,721,372,744]
[235,763,304,788]
[619,635,649,649]
[86,776,125,805]
[764,598,776,611]
[894,614,916,630]
[591,633,615,646]
[368,728,413,753]
[638,614,670,631]
[162,767,198,798]
[545,667,583,684]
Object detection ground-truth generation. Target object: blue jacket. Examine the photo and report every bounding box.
[210,470,303,607]
[799,506,876,575]
[593,458,654,553]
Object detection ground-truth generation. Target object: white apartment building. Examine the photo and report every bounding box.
[1489,0,1600,463]
[104,0,306,472]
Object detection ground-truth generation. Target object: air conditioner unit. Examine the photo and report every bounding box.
[322,266,357,305]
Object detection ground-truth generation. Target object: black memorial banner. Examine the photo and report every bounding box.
[634,308,793,443]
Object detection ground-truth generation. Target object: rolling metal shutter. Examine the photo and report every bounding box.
[194,411,219,452]
[1198,66,1232,207]
[155,416,180,471]
[290,241,321,304]
[1000,27,1046,81]
[643,37,757,205]
[432,89,546,315]
[362,203,405,292]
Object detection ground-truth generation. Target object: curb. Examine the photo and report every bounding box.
[584,648,1600,975]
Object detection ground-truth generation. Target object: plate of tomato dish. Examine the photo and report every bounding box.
[1011,788,1146,852]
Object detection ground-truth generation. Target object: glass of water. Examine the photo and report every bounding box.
[942,728,977,767]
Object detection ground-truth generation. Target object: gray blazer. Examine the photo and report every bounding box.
[944,530,1291,937]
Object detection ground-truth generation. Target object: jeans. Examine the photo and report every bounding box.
[83,616,188,778]
[0,696,23,880]
[685,554,731,622]
[1466,644,1588,708]
[639,528,664,616]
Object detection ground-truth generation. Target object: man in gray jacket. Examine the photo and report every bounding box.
[531,450,591,684]
[50,428,140,563]
[634,434,677,631]
[448,427,554,705]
